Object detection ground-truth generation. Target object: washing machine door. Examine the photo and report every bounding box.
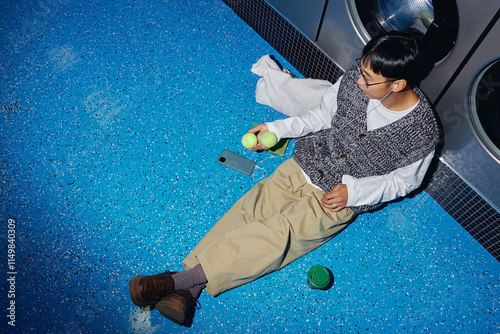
[470,58,500,163]
[348,0,458,64]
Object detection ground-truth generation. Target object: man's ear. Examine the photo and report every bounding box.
[393,79,407,91]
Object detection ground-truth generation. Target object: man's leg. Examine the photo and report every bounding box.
[129,158,356,326]
[182,158,357,296]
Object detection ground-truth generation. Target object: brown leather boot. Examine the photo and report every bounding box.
[155,290,198,327]
[129,271,176,308]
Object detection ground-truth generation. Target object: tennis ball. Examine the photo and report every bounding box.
[261,131,278,148]
[242,133,258,148]
[419,12,434,29]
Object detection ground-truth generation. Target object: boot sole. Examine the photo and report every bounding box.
[156,298,187,326]
[129,275,149,308]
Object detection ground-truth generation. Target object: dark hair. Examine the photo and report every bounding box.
[362,31,427,87]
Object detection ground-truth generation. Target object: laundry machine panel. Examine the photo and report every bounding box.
[434,18,500,210]
[315,0,365,70]
[420,1,500,102]
[265,0,327,41]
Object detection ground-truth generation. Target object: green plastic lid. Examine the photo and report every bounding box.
[307,265,331,289]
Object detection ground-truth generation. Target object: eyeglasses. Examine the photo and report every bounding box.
[355,58,399,88]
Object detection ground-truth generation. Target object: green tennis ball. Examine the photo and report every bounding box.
[419,12,434,29]
[261,131,278,148]
[242,133,258,148]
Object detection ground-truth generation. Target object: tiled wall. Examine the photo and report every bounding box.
[221,0,343,83]
[222,0,500,261]
[424,159,500,260]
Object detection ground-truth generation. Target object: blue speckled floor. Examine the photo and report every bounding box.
[1,0,499,333]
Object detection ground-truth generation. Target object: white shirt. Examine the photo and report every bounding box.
[266,79,435,207]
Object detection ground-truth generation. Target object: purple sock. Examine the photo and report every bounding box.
[189,284,206,299]
[172,264,207,290]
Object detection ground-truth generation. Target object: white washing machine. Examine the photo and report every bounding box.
[433,15,500,210]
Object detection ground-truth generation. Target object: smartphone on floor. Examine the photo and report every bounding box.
[218,149,256,176]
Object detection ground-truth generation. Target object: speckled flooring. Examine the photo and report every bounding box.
[0,0,499,333]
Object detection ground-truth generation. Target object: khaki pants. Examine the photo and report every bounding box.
[182,159,357,296]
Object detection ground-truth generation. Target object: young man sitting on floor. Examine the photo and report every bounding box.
[128,31,439,327]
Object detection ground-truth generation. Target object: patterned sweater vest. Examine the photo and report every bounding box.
[293,65,440,213]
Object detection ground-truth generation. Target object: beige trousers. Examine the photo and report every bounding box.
[182,158,357,296]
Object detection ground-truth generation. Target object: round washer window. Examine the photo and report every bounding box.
[375,0,435,33]
[470,59,500,162]
[347,0,458,65]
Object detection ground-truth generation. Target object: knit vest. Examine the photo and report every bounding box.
[293,65,440,213]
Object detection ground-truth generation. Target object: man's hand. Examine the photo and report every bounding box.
[247,123,271,151]
[321,184,348,212]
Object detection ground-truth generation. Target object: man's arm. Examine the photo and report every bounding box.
[322,151,435,212]
[266,79,341,140]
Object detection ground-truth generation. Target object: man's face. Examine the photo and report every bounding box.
[356,58,397,100]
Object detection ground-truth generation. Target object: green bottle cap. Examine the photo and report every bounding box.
[307,265,331,290]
